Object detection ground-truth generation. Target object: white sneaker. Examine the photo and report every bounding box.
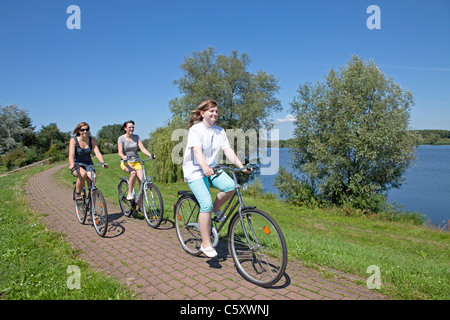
[200,244,217,258]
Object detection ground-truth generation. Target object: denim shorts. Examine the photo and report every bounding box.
[188,172,235,213]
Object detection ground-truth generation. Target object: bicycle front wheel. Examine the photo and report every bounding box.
[174,195,202,256]
[228,208,288,287]
[91,189,108,237]
[142,183,164,228]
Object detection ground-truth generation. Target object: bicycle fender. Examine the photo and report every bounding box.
[177,190,194,197]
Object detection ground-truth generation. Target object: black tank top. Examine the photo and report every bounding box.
[74,136,93,165]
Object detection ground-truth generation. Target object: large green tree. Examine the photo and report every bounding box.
[0,105,36,155]
[96,124,123,154]
[169,47,281,130]
[288,56,417,207]
[149,48,282,183]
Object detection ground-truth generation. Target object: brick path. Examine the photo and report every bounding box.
[25,164,387,300]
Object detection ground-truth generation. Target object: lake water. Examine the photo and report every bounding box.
[257,146,450,226]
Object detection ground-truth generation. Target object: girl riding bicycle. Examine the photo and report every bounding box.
[182,100,252,258]
[69,122,109,201]
[118,120,155,201]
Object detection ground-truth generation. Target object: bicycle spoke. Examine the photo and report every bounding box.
[118,180,133,217]
[143,184,163,228]
[92,190,108,237]
[229,209,287,287]
[175,196,202,255]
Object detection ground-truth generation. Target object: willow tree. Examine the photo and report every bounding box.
[289,56,417,207]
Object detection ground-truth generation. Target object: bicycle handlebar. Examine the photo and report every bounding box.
[211,164,253,174]
[74,161,106,168]
[121,155,156,163]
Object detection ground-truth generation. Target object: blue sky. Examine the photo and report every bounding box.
[1,0,449,140]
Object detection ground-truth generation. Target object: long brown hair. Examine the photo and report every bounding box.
[72,122,90,136]
[189,100,218,128]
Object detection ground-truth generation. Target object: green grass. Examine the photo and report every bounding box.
[0,164,135,300]
[2,153,449,299]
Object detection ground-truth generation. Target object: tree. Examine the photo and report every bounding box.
[150,48,282,183]
[288,56,418,208]
[36,123,70,152]
[96,124,123,154]
[169,47,282,130]
[0,105,36,155]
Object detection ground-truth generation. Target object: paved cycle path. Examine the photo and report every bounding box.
[25,164,387,300]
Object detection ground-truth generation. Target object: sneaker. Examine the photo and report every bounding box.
[126,195,135,202]
[200,244,217,258]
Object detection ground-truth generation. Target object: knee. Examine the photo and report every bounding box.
[79,171,87,180]
[198,196,214,213]
[129,170,137,178]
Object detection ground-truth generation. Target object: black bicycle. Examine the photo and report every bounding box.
[72,162,108,237]
[174,164,288,287]
[118,157,164,228]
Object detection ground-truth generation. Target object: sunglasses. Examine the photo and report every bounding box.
[79,128,90,132]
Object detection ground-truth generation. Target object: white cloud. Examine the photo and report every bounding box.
[276,114,297,123]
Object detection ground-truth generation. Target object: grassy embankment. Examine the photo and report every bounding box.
[1,153,449,300]
[0,164,135,300]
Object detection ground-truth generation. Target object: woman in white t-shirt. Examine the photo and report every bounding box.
[182,100,252,258]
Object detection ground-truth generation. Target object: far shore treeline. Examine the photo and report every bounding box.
[278,130,450,148]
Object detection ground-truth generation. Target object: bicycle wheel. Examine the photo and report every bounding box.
[142,183,164,228]
[174,195,202,256]
[91,189,108,237]
[228,208,288,287]
[118,179,133,217]
[73,186,87,224]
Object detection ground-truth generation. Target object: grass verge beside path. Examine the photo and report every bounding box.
[56,154,449,300]
[0,165,135,300]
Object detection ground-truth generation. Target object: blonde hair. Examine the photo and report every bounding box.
[189,100,218,128]
[72,122,90,136]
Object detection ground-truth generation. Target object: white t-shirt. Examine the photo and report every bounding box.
[182,122,230,183]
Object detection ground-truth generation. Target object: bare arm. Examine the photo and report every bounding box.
[192,146,214,177]
[138,139,153,158]
[68,138,76,169]
[91,138,108,168]
[223,146,252,173]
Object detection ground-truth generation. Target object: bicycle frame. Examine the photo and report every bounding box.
[74,162,104,210]
[209,165,255,241]
[120,157,154,206]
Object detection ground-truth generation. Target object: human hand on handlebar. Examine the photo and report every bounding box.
[203,166,215,177]
[242,166,253,174]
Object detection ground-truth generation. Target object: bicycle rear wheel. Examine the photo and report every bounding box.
[142,183,164,228]
[73,186,87,224]
[118,179,133,217]
[91,189,108,237]
[174,195,202,256]
[228,208,288,287]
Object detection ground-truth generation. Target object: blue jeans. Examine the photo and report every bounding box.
[188,172,235,213]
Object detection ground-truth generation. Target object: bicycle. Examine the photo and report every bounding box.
[118,157,164,228]
[173,164,288,287]
[72,162,109,237]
